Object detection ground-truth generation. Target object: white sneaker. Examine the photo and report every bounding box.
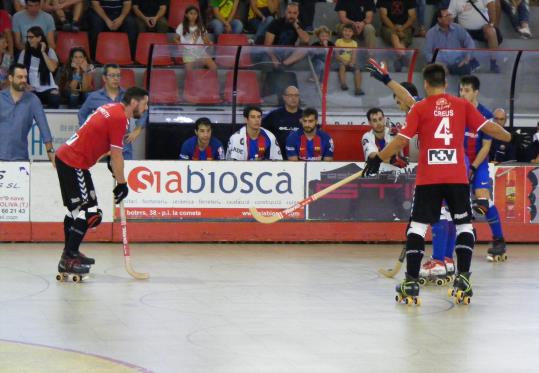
[518,25,532,39]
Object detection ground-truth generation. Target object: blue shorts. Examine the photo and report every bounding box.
[471,161,490,191]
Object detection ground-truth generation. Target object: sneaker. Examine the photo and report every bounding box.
[61,21,73,32]
[419,258,447,278]
[469,58,480,73]
[355,88,365,96]
[490,60,500,74]
[340,83,348,91]
[518,25,532,39]
[71,21,80,32]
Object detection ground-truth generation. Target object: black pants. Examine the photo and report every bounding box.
[298,0,316,29]
[87,10,138,60]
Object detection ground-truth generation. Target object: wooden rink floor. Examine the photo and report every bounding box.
[0,242,538,373]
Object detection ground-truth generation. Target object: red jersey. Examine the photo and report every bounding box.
[56,103,128,170]
[399,94,487,185]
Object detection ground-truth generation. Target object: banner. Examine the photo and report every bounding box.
[494,165,539,224]
[123,161,305,220]
[306,162,417,221]
[0,162,30,222]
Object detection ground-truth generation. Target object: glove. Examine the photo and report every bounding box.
[365,58,391,85]
[113,183,129,204]
[362,154,383,176]
[390,155,408,168]
[468,165,477,183]
[106,156,115,179]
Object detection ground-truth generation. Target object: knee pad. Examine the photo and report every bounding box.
[86,206,103,228]
[455,224,475,253]
[472,198,489,216]
[406,233,426,255]
[407,221,429,238]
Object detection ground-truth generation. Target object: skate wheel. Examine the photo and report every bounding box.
[436,279,445,286]
[405,296,414,305]
[502,254,508,262]
[72,275,81,283]
[395,294,403,303]
[494,255,502,262]
[56,274,63,282]
[448,288,455,297]
[419,278,427,286]
[463,296,471,305]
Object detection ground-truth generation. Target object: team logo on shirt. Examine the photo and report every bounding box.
[435,98,451,110]
[428,148,457,164]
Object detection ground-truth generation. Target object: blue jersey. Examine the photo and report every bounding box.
[464,103,492,164]
[285,129,334,160]
[179,136,224,160]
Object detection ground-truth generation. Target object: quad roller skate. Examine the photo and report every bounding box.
[444,257,455,282]
[57,255,90,283]
[418,259,448,286]
[395,273,421,306]
[72,251,95,265]
[487,238,508,262]
[448,272,473,305]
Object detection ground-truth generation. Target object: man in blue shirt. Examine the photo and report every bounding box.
[489,108,516,163]
[423,8,479,75]
[286,107,333,161]
[262,85,303,159]
[179,117,224,160]
[460,75,507,261]
[0,63,55,162]
[78,64,146,159]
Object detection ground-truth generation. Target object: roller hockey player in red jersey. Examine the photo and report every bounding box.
[363,64,511,305]
[54,87,148,280]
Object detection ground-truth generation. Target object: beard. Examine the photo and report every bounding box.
[11,81,26,92]
[303,126,316,134]
[133,108,141,119]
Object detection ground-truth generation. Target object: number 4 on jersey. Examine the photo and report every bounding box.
[434,117,453,145]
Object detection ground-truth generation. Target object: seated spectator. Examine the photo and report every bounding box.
[179,117,225,160]
[500,0,531,38]
[0,7,13,56]
[377,0,417,71]
[43,0,84,31]
[0,32,13,89]
[335,23,364,96]
[335,0,376,49]
[88,0,137,60]
[248,0,278,42]
[12,0,56,51]
[132,0,168,33]
[415,0,427,37]
[448,0,501,73]
[226,105,283,160]
[424,9,479,75]
[262,85,303,158]
[489,108,516,163]
[58,47,95,108]
[78,63,146,159]
[310,26,334,84]
[209,0,243,37]
[174,5,216,71]
[286,107,334,161]
[17,26,60,108]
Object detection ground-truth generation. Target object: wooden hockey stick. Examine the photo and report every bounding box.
[119,201,150,280]
[378,247,406,278]
[250,168,365,224]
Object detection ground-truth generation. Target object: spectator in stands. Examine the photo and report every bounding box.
[12,0,55,51]
[43,0,84,31]
[179,117,225,160]
[174,5,216,71]
[17,26,60,108]
[298,0,316,32]
[448,0,501,73]
[335,23,364,95]
[0,7,13,56]
[415,0,427,37]
[0,32,13,89]
[58,47,95,108]
[489,108,516,163]
[88,0,137,60]
[286,107,334,161]
[500,0,531,38]
[248,0,278,42]
[262,85,303,159]
[78,64,145,159]
[0,63,55,162]
[132,0,168,33]
[377,0,417,71]
[262,2,310,66]
[335,0,376,48]
[424,8,479,75]
[226,105,283,160]
[310,25,334,84]
[209,0,243,37]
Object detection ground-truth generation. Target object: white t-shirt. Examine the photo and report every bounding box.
[17,49,58,92]
[226,126,283,160]
[448,0,493,30]
[175,24,205,45]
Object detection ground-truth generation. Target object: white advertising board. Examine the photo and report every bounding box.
[0,162,30,222]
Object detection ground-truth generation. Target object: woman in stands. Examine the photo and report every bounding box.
[174,5,217,71]
[0,32,13,89]
[59,47,95,108]
[17,25,60,108]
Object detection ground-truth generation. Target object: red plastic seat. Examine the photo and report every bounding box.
[56,31,90,64]
[216,34,252,68]
[143,69,180,104]
[135,33,172,66]
[183,69,221,104]
[95,32,133,65]
[168,0,198,29]
[224,70,261,104]
[120,69,137,89]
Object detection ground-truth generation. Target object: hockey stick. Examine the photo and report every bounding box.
[119,201,150,280]
[250,168,365,224]
[378,247,406,278]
